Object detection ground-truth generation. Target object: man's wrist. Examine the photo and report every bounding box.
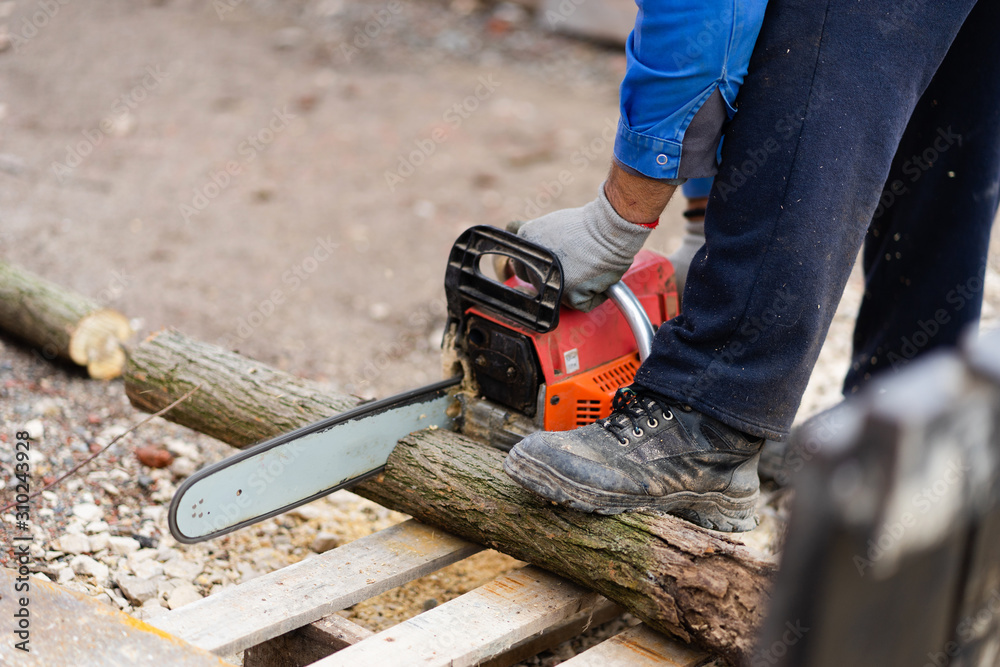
[604,161,677,225]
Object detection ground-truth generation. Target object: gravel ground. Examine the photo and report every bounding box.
[3,0,1000,665]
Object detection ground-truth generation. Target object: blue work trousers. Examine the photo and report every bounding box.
[634,0,1000,440]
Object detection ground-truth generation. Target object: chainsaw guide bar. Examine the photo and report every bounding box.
[168,376,461,543]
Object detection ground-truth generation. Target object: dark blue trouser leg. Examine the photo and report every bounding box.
[845,0,1000,394]
[633,0,991,440]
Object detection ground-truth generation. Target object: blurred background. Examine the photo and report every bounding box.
[2,0,999,427]
[0,0,684,400]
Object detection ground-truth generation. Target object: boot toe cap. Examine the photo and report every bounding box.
[511,435,645,495]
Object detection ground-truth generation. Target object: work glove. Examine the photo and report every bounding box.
[507,183,651,312]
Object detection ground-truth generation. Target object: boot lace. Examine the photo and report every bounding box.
[600,387,673,445]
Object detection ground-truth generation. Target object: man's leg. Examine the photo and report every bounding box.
[634,0,981,440]
[506,0,985,530]
[670,178,713,299]
[845,0,1000,393]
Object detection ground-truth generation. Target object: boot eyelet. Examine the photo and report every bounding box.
[646,418,658,428]
[618,438,628,446]
[664,410,674,421]
[632,427,644,437]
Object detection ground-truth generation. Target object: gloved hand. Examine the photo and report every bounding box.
[507,183,651,312]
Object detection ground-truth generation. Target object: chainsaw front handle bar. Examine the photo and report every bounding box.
[446,225,656,362]
[607,281,655,362]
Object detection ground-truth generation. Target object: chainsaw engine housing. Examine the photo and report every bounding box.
[445,226,678,434]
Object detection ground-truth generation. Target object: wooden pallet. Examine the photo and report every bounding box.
[148,519,709,666]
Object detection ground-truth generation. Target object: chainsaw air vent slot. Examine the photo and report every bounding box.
[591,358,640,393]
[575,400,603,426]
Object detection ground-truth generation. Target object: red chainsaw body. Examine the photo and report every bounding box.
[464,250,679,430]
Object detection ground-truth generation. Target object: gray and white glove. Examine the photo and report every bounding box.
[507,183,651,312]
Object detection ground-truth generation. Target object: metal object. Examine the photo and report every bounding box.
[168,377,461,543]
[607,280,655,361]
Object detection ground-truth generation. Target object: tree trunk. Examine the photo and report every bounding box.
[0,261,131,379]
[125,329,360,448]
[124,329,776,662]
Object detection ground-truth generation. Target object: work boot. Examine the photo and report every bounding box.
[504,387,764,532]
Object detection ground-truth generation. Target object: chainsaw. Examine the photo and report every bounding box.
[169,225,679,543]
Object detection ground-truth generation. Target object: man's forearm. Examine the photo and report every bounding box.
[604,161,676,225]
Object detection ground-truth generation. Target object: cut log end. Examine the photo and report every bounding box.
[69,309,132,379]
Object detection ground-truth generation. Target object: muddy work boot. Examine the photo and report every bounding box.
[504,387,764,532]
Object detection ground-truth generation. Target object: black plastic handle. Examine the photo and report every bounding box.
[445,225,563,334]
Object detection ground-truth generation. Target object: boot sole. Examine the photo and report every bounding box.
[504,447,760,533]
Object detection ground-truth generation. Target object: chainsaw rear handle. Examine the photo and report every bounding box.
[446,225,655,358]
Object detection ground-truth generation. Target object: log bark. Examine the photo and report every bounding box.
[0,261,131,379]
[125,329,359,448]
[124,329,776,662]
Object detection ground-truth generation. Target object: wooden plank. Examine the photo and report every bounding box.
[299,613,374,650]
[314,566,607,667]
[243,614,374,667]
[150,520,480,656]
[479,598,622,667]
[559,624,707,667]
[0,568,232,667]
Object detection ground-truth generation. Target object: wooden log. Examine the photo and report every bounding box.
[353,430,774,663]
[125,329,359,448]
[125,329,777,662]
[0,260,131,379]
